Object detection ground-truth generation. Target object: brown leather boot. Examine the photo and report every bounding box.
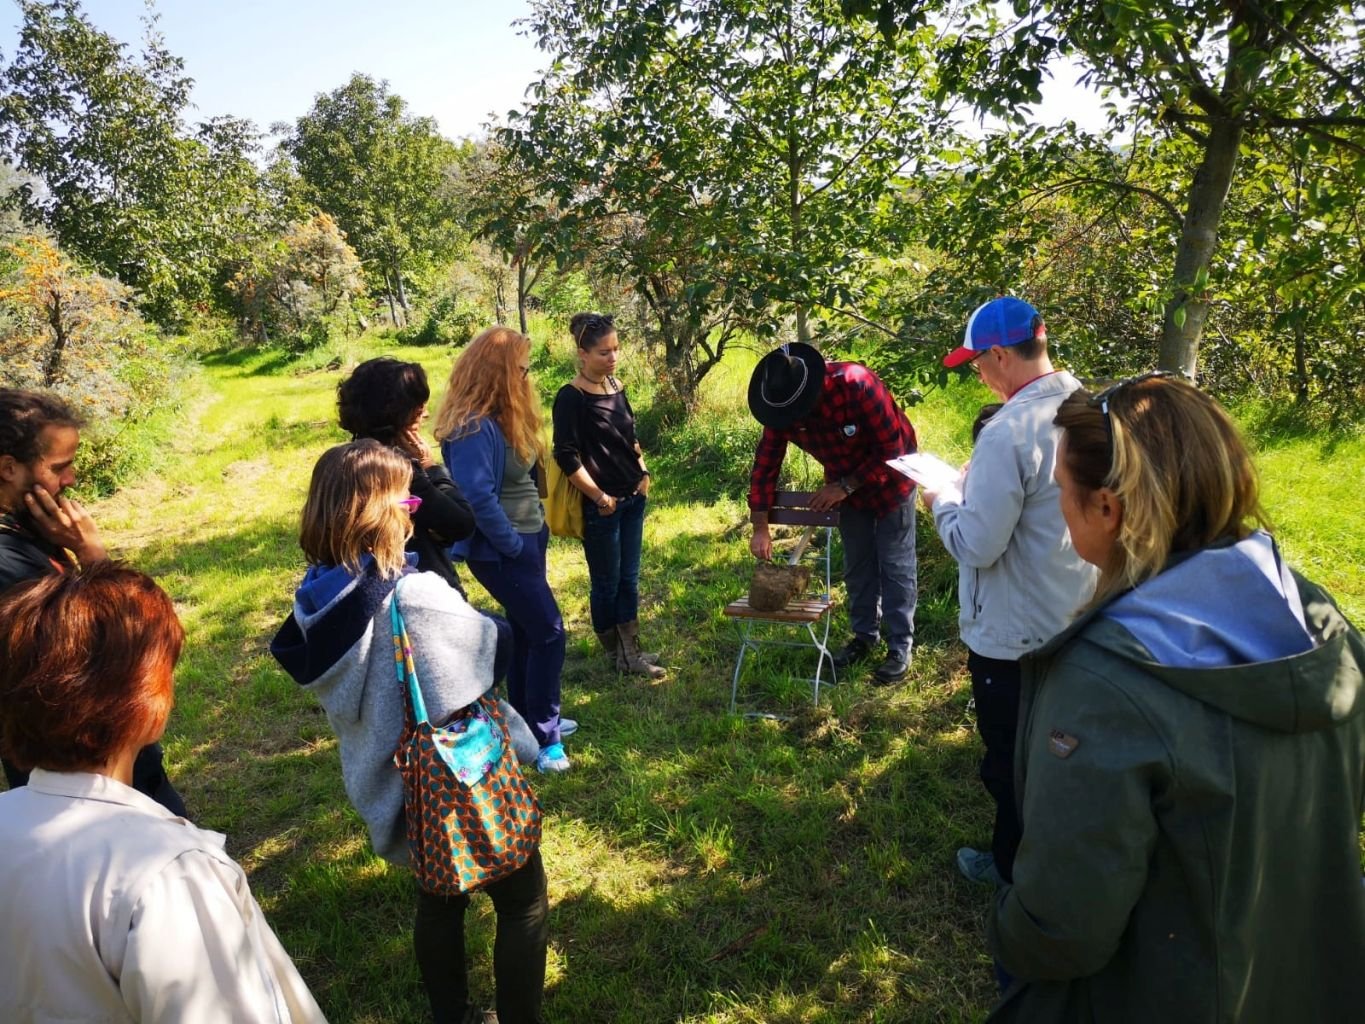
[596,628,628,672]
[616,620,665,679]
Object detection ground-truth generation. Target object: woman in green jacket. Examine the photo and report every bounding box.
[989,373,1365,1022]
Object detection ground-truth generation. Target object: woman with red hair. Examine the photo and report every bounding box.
[0,563,324,1022]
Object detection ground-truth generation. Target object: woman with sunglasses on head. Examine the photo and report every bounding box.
[988,373,1365,1022]
[434,326,575,774]
[271,440,548,1024]
[552,312,664,678]
[0,564,325,1023]
[338,357,475,595]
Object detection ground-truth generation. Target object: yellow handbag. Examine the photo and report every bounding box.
[544,457,584,539]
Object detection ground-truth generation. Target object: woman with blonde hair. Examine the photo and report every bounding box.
[271,440,547,1024]
[434,326,574,773]
[988,373,1365,1022]
[0,563,324,1022]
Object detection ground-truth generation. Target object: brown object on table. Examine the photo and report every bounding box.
[748,562,812,612]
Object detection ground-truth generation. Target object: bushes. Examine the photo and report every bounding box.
[0,234,190,493]
[230,214,365,351]
[399,292,483,346]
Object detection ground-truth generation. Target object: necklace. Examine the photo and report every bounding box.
[581,372,611,394]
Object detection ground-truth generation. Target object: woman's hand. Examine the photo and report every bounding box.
[399,424,435,467]
[596,493,618,516]
[635,472,651,498]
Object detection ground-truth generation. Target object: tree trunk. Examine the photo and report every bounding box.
[392,256,409,324]
[1293,311,1309,405]
[1158,117,1243,379]
[383,267,400,327]
[42,291,68,386]
[517,260,529,336]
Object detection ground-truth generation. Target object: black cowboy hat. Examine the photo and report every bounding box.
[748,343,826,430]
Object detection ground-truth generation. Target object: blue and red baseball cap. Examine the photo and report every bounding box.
[943,297,1046,369]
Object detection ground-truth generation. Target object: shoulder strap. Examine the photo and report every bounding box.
[390,578,429,724]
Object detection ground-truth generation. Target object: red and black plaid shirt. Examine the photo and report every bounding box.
[748,362,917,517]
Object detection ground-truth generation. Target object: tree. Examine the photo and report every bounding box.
[0,0,271,324]
[453,139,556,336]
[280,74,463,327]
[505,0,953,396]
[230,213,365,347]
[0,234,151,416]
[848,0,1365,379]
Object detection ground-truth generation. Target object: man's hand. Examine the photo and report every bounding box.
[918,486,938,509]
[750,524,773,561]
[399,424,435,468]
[25,485,107,565]
[808,483,848,512]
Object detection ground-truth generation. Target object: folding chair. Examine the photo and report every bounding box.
[723,491,839,715]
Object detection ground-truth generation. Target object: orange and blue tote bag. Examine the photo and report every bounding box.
[391,584,541,894]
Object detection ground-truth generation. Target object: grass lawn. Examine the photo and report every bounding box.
[47,338,1365,1022]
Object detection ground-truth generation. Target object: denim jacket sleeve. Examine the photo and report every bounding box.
[441,419,525,561]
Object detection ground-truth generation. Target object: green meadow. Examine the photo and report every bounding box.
[72,335,1365,1023]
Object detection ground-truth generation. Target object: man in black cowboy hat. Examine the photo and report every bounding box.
[747,343,919,684]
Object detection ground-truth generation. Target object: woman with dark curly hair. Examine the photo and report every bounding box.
[338,357,475,595]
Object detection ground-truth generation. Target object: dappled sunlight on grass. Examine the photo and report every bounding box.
[76,338,1362,1023]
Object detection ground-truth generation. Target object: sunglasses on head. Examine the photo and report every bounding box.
[397,495,423,514]
[1087,370,1175,441]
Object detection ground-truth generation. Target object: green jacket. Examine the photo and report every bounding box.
[988,570,1365,1023]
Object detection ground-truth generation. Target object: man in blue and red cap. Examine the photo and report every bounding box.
[747,343,918,685]
[921,297,1097,887]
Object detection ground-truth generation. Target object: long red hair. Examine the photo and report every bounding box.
[433,325,546,465]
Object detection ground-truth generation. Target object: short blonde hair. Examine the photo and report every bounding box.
[1054,377,1267,605]
[433,325,545,466]
[299,440,413,578]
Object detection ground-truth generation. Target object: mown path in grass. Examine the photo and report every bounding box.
[88,344,1363,1024]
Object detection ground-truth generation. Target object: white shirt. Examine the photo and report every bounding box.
[931,371,1099,659]
[0,769,327,1023]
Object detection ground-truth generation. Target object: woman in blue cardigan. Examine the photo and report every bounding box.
[434,326,574,774]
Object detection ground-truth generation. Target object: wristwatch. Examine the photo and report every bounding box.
[838,477,856,495]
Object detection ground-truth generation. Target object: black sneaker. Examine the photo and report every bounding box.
[871,650,910,685]
[831,636,877,669]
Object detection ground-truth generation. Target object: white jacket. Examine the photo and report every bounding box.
[0,770,326,1023]
[931,371,1099,659]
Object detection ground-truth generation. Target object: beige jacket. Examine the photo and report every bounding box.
[0,770,326,1023]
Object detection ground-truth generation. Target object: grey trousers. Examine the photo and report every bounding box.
[839,498,918,657]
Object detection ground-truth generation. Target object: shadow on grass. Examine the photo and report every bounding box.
[124,469,997,1022]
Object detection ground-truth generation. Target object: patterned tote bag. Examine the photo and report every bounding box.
[390,583,541,894]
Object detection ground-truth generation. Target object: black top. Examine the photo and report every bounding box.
[406,459,476,596]
[0,512,71,592]
[552,383,644,499]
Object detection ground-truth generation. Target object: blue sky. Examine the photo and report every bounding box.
[0,0,545,140]
[1,1,1107,142]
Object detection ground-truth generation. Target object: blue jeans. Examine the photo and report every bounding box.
[580,492,646,633]
[839,498,918,657]
[467,525,566,748]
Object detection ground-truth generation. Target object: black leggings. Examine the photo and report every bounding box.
[967,650,1023,883]
[413,849,548,1024]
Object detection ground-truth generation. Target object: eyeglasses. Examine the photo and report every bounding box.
[1087,370,1175,442]
[396,495,423,514]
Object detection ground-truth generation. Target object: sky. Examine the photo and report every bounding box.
[0,0,547,141]
[0,0,1109,142]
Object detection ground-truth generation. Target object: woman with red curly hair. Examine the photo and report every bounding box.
[0,563,323,1022]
